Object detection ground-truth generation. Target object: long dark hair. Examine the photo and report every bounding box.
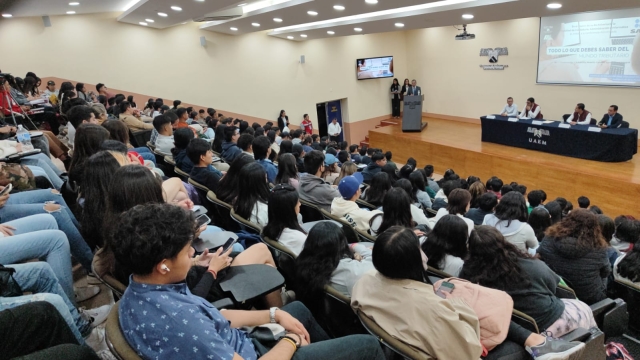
[395,178,417,203]
[278,140,293,161]
[528,207,551,242]
[232,162,270,220]
[295,222,350,308]
[171,128,195,157]
[494,191,528,226]
[545,209,608,250]
[263,183,306,240]
[101,119,130,145]
[446,188,472,215]
[213,124,226,153]
[618,245,640,283]
[373,226,424,282]
[363,172,392,207]
[422,215,469,270]
[459,225,532,290]
[69,124,110,185]
[275,153,298,186]
[409,171,426,201]
[378,188,414,234]
[216,155,255,203]
[80,151,121,249]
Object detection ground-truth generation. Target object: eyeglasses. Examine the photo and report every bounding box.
[271,183,296,193]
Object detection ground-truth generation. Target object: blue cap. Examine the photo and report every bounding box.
[338,173,363,199]
[324,153,338,166]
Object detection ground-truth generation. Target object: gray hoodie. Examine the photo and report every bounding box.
[483,214,538,253]
[298,173,341,212]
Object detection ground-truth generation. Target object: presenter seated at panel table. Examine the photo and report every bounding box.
[517,97,543,120]
[406,79,421,96]
[328,118,342,142]
[499,97,518,117]
[598,105,623,129]
[567,103,592,125]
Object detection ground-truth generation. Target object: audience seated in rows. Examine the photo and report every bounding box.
[331,173,383,233]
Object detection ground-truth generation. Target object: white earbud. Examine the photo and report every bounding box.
[161,265,170,272]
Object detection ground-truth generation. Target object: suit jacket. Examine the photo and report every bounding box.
[406,86,422,96]
[598,113,623,128]
[277,116,289,131]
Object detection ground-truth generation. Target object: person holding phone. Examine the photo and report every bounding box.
[390,78,401,118]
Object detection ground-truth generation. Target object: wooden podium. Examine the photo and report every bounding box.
[402,95,428,132]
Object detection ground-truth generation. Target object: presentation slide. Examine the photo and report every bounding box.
[538,9,640,86]
[356,56,394,80]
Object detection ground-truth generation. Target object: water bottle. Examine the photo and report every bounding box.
[16,125,34,152]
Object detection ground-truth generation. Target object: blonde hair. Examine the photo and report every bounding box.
[333,161,358,185]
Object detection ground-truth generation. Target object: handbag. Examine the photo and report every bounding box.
[0,264,23,297]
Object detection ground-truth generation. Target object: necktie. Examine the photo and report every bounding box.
[608,116,613,126]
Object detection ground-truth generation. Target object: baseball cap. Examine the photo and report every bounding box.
[338,173,363,200]
[324,153,338,166]
[47,80,55,86]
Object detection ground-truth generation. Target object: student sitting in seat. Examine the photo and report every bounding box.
[172,127,196,173]
[229,162,270,227]
[187,138,223,193]
[483,192,538,255]
[421,215,470,276]
[263,183,308,256]
[275,154,300,190]
[216,154,255,203]
[360,172,391,208]
[331,174,382,233]
[152,114,175,154]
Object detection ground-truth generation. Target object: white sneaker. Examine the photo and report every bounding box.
[75,285,100,302]
[95,349,118,360]
[80,304,112,327]
[84,326,107,353]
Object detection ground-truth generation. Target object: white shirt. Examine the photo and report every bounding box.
[154,134,174,154]
[428,208,475,236]
[500,104,518,117]
[278,228,307,256]
[249,201,269,227]
[328,122,342,136]
[67,122,76,147]
[518,105,541,120]
[566,112,592,125]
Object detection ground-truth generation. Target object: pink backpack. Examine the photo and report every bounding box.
[433,278,513,351]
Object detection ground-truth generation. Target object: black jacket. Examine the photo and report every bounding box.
[361,163,381,184]
[537,236,610,305]
[277,116,289,131]
[598,113,623,128]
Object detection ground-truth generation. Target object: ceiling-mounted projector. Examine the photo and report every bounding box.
[455,24,475,40]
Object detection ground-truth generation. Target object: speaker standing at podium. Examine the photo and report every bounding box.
[328,118,342,142]
[406,79,421,96]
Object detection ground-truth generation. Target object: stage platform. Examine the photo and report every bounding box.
[368,117,640,217]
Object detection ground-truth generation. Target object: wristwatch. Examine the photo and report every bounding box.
[269,307,278,324]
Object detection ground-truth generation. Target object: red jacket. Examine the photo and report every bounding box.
[0,90,22,116]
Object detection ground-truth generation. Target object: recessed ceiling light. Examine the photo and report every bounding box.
[171,6,182,11]
[462,14,474,19]
[237,3,247,6]
[158,12,168,17]
[300,34,307,37]
[139,22,148,25]
[69,2,80,5]
[195,0,205,2]
[307,11,318,16]
[1,14,12,18]
[327,31,335,35]
[252,22,260,27]
[230,27,238,31]
[547,3,562,9]
[354,27,362,32]
[394,22,404,27]
[365,0,378,4]
[287,36,294,39]
[66,11,76,14]
[145,18,154,22]
[273,17,283,22]
[333,5,345,10]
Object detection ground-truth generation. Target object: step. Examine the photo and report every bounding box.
[380,120,398,127]
[365,135,369,141]
[360,140,369,148]
[375,125,382,128]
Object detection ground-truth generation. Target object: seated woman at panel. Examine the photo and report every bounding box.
[296,221,374,306]
[216,154,255,203]
[112,203,385,360]
[484,191,538,254]
[430,188,475,236]
[352,226,584,360]
[537,210,610,305]
[262,183,308,256]
[421,215,470,276]
[275,153,300,190]
[361,172,392,208]
[461,226,598,338]
[230,162,270,227]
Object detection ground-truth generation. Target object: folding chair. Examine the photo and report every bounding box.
[357,310,430,360]
[298,199,325,222]
[188,178,212,207]
[318,208,360,244]
[91,248,127,299]
[229,208,263,235]
[321,285,367,338]
[105,302,141,360]
[174,166,190,182]
[206,191,240,231]
[355,227,377,243]
[261,235,297,290]
[356,199,377,210]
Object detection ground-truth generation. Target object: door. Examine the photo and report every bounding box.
[316,103,328,138]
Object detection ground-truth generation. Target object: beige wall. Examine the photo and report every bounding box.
[0,12,406,144]
[406,17,640,129]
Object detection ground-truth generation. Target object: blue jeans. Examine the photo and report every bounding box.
[0,189,93,272]
[253,302,385,360]
[21,153,63,190]
[0,214,74,302]
[132,147,156,165]
[0,262,90,344]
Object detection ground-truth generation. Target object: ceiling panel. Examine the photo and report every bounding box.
[117,0,244,29]
[2,0,130,17]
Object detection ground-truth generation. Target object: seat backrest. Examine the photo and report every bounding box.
[357,310,430,360]
[261,235,297,289]
[556,284,577,299]
[298,199,325,222]
[319,208,360,244]
[91,248,126,298]
[145,141,156,151]
[188,178,210,205]
[129,129,152,148]
[322,285,367,338]
[355,228,376,243]
[612,279,639,332]
[426,266,452,281]
[356,199,377,210]
[621,120,630,128]
[562,114,570,122]
[425,208,438,218]
[174,167,190,182]
[206,191,240,232]
[105,302,142,360]
[164,155,176,166]
[511,309,539,333]
[229,208,263,235]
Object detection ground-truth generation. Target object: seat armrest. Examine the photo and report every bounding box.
[211,298,235,310]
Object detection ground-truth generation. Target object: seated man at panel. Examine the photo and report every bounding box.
[238,133,254,157]
[152,114,175,154]
[517,97,543,120]
[598,105,623,129]
[362,152,387,184]
[500,97,519,117]
[332,173,383,232]
[254,135,278,184]
[566,103,592,125]
[119,100,153,131]
[221,125,242,163]
[187,138,223,193]
[299,150,341,212]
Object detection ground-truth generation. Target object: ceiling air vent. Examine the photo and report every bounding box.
[193,7,243,22]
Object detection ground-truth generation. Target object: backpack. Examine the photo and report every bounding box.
[605,342,634,360]
[433,278,513,351]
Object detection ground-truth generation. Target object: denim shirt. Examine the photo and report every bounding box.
[257,159,278,184]
[119,277,257,360]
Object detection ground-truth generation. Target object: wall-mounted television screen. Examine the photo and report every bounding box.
[356,56,394,80]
